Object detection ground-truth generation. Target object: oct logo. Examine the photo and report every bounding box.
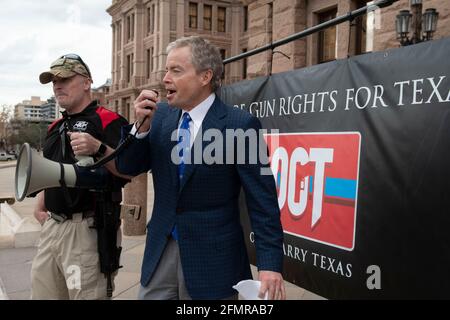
[265,132,361,251]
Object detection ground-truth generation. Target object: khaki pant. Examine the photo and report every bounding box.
[31,213,115,300]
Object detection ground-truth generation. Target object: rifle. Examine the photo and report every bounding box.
[93,189,123,298]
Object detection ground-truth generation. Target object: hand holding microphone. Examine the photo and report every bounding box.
[135,89,159,133]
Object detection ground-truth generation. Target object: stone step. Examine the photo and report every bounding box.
[0,277,8,300]
[0,203,41,249]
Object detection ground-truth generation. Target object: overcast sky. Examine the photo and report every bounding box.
[0,0,112,108]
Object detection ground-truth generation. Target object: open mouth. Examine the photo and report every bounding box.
[166,89,176,98]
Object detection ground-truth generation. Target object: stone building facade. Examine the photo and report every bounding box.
[106,0,449,121]
[107,0,243,122]
[92,79,112,106]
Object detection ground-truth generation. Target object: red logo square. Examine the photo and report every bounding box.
[265,132,361,251]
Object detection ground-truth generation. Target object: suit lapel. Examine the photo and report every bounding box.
[179,97,227,192]
[162,106,182,189]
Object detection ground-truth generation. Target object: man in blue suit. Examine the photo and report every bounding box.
[115,36,285,300]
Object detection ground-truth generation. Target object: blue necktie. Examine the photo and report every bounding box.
[177,112,191,182]
[172,112,191,241]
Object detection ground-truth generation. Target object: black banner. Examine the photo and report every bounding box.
[220,37,450,299]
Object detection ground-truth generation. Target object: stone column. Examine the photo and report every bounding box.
[229,1,242,83]
[272,0,307,73]
[122,173,147,236]
[265,2,273,75]
[121,3,148,237]
[134,4,143,83]
[158,0,171,81]
[115,21,121,86]
[247,1,272,78]
[176,0,185,38]
[121,90,147,236]
[212,4,218,35]
[120,13,126,89]
[198,2,204,30]
[336,0,351,60]
[111,23,116,87]
[153,2,159,79]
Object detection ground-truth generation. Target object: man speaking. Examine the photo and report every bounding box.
[115,36,286,300]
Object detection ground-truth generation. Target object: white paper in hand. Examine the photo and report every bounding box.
[232,280,268,300]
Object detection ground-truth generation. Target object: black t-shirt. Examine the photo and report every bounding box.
[43,101,128,214]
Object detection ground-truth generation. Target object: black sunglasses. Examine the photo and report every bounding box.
[59,54,92,78]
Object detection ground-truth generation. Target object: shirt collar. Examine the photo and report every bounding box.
[180,93,215,128]
[61,100,98,118]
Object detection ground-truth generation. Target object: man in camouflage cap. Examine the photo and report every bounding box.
[37,54,94,114]
[39,54,92,84]
[31,54,130,300]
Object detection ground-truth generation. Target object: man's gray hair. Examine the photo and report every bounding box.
[166,36,223,91]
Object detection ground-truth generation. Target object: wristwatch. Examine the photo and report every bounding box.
[95,142,107,158]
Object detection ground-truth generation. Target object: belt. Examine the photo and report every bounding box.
[49,210,95,223]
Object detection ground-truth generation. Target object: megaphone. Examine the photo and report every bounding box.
[15,143,109,201]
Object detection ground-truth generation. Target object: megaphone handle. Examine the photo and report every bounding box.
[75,156,94,167]
[58,163,75,208]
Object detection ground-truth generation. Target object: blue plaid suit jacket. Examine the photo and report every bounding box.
[116,96,283,299]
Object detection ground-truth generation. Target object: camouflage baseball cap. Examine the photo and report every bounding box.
[39,54,92,84]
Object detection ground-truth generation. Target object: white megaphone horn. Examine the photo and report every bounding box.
[15,143,109,201]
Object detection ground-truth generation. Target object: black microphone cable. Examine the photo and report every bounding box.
[85,90,159,170]
[85,118,149,170]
